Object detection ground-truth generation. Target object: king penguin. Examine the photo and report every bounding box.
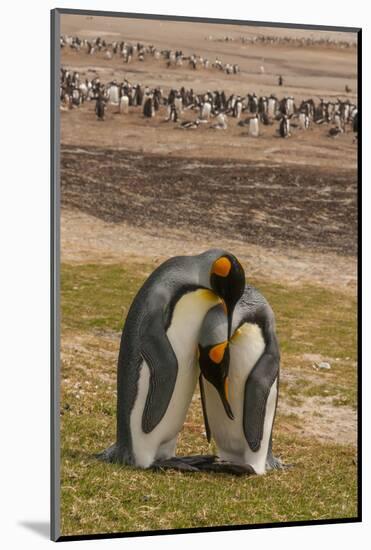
[98,249,245,470]
[197,284,284,475]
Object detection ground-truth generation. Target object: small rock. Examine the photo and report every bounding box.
[317,362,331,370]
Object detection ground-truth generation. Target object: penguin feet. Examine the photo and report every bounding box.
[172,454,217,467]
[266,455,293,471]
[151,457,200,472]
[196,460,256,476]
[95,443,120,463]
[151,455,218,472]
[150,455,256,475]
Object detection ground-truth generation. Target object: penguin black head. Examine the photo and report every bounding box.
[209,254,245,340]
[198,340,234,420]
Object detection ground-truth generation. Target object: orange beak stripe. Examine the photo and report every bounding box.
[224,377,229,402]
[209,341,228,364]
[212,257,231,277]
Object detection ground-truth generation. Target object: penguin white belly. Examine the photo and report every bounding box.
[201,103,211,120]
[249,118,259,137]
[204,322,276,475]
[130,289,220,468]
[268,100,275,117]
[120,96,129,114]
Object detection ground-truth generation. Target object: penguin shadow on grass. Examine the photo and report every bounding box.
[151,456,257,476]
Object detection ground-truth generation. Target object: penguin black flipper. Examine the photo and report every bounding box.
[199,374,212,443]
[243,350,279,452]
[140,310,178,434]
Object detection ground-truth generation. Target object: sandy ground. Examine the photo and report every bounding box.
[59,15,358,446]
[61,208,357,292]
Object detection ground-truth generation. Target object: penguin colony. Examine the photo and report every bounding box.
[60,65,357,138]
[60,34,240,75]
[98,250,284,475]
[207,33,355,49]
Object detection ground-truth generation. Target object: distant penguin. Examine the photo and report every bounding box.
[334,112,342,129]
[298,112,310,129]
[248,115,259,137]
[143,95,154,118]
[120,94,129,114]
[287,96,295,116]
[198,285,283,475]
[267,95,277,119]
[135,85,144,106]
[98,250,246,470]
[233,97,242,119]
[279,115,290,137]
[328,126,343,138]
[214,112,227,129]
[95,96,105,121]
[167,103,178,122]
[174,93,183,116]
[108,83,119,105]
[200,101,211,121]
[180,119,200,129]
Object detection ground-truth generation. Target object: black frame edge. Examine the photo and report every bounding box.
[57,517,361,542]
[356,27,362,523]
[51,7,61,543]
[54,7,361,33]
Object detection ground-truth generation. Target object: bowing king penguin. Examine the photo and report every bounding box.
[98,249,245,470]
[198,284,284,475]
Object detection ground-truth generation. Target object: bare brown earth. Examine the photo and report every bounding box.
[59,15,358,447]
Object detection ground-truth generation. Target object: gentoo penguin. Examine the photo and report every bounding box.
[267,94,277,119]
[279,115,290,137]
[180,119,200,129]
[248,114,259,137]
[200,101,212,121]
[143,94,154,118]
[334,111,342,129]
[98,250,245,470]
[174,93,183,115]
[198,285,283,475]
[328,126,344,138]
[298,112,309,130]
[211,112,227,129]
[108,82,119,105]
[233,97,242,119]
[119,94,129,114]
[95,95,105,121]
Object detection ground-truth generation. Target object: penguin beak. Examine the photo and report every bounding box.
[221,300,233,341]
[227,309,233,341]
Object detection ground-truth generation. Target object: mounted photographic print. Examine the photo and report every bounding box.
[51,8,361,542]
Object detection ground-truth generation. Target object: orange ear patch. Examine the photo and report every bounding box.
[212,257,231,277]
[209,341,228,363]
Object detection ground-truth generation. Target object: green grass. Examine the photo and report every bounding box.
[60,262,358,536]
